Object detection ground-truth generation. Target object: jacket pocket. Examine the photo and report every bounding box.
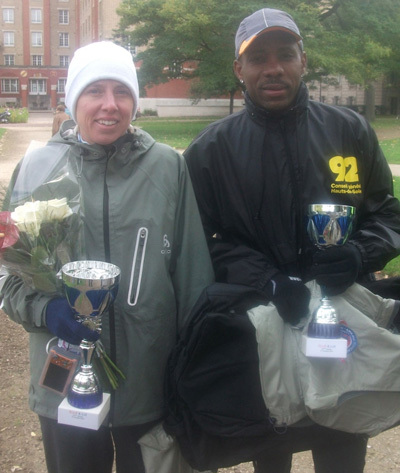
[127,227,148,306]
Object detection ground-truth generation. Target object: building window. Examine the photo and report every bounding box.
[32,55,43,66]
[4,55,15,66]
[31,9,42,24]
[32,32,43,47]
[29,78,47,95]
[4,32,15,47]
[57,79,67,93]
[59,10,69,24]
[59,56,69,67]
[59,33,69,47]
[3,8,15,23]
[1,79,19,93]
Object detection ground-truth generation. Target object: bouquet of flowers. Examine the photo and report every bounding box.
[0,146,125,390]
[0,198,80,295]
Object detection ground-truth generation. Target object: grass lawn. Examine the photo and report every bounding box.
[383,176,400,276]
[135,116,216,149]
[380,139,400,164]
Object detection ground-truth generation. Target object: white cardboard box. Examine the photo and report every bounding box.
[58,393,110,430]
[302,335,348,358]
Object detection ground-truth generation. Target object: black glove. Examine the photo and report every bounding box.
[266,274,310,325]
[45,298,100,345]
[311,243,362,296]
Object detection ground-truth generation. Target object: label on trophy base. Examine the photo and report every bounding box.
[302,335,348,358]
[58,392,110,430]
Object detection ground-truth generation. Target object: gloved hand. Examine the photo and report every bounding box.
[266,274,310,325]
[311,243,362,296]
[45,297,100,345]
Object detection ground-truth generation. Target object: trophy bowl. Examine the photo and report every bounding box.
[61,260,121,408]
[307,204,356,339]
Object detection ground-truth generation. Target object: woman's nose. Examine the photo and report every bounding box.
[102,90,118,110]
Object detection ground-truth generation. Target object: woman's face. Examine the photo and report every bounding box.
[76,80,135,145]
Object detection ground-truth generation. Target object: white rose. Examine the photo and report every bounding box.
[11,201,42,237]
[44,198,73,221]
[11,199,73,237]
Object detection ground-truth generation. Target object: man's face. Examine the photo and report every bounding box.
[234,31,306,112]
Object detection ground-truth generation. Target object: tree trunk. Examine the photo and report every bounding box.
[229,90,234,115]
[365,83,376,122]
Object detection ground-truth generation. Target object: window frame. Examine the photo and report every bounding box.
[31,8,42,24]
[1,78,19,94]
[29,78,47,95]
[3,8,15,23]
[31,31,43,47]
[59,32,69,47]
[4,31,15,47]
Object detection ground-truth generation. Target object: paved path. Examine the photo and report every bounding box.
[0,111,53,188]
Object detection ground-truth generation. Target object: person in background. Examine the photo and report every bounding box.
[1,41,214,473]
[51,103,70,136]
[184,7,400,473]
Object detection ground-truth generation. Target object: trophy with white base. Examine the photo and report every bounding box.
[57,260,120,429]
[303,204,355,358]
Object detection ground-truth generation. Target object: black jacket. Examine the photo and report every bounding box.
[185,83,400,293]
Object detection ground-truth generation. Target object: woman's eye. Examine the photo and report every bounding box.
[86,87,101,95]
[115,88,131,96]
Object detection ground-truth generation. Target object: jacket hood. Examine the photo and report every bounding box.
[51,119,156,162]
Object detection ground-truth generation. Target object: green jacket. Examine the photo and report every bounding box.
[1,121,214,426]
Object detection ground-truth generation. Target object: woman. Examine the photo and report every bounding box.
[1,41,214,473]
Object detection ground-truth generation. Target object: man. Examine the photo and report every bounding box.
[51,103,70,136]
[184,7,400,473]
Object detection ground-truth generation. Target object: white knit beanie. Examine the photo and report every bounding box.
[65,41,139,122]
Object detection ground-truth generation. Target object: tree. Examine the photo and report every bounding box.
[313,0,400,121]
[115,0,267,112]
[115,0,400,119]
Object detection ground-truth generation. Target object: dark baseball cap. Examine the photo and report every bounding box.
[235,8,303,59]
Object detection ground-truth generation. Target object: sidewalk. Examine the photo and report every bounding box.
[390,164,400,176]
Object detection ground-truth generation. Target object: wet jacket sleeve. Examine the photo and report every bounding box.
[1,274,51,332]
[349,122,400,273]
[170,158,215,332]
[184,143,279,296]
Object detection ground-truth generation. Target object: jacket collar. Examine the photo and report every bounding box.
[244,81,309,125]
[52,121,156,162]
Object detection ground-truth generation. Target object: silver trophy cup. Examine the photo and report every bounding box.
[307,204,356,338]
[60,260,121,408]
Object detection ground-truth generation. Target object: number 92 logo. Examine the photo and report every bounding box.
[329,156,359,182]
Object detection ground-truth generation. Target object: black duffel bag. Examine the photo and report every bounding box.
[163,283,285,471]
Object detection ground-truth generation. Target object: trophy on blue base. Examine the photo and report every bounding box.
[60,260,120,409]
[307,204,356,340]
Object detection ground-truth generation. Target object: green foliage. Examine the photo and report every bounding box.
[116,0,269,98]
[115,0,400,107]
[0,108,29,123]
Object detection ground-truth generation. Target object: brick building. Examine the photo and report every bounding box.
[1,0,399,116]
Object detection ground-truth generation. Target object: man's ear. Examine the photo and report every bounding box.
[301,51,307,76]
[233,59,242,82]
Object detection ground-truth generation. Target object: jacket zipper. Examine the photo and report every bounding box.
[280,116,304,273]
[103,150,116,424]
[128,227,148,306]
